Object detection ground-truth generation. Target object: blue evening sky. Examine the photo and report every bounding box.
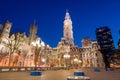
[0,0,120,48]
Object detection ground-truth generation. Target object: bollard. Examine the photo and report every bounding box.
[74,71,85,76]
[30,71,42,76]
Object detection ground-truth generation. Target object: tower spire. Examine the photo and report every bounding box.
[63,10,74,46]
[58,10,74,47]
[65,9,71,20]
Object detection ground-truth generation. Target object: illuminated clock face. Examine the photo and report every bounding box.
[65,21,71,28]
[65,22,69,26]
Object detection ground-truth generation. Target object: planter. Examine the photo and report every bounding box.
[30,71,42,76]
[74,71,85,76]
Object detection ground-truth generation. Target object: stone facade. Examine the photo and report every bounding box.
[0,11,104,67]
[0,21,46,67]
[57,12,104,67]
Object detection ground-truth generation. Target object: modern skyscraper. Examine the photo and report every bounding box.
[96,26,115,51]
[118,30,120,49]
[96,26,114,69]
[118,39,120,49]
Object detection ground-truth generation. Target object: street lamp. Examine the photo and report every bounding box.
[78,60,82,67]
[63,53,70,68]
[73,58,79,68]
[41,58,46,67]
[41,58,46,63]
[74,58,78,62]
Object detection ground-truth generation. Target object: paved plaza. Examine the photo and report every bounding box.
[0,68,120,80]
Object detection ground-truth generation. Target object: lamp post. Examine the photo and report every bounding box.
[73,58,79,69]
[63,53,70,69]
[41,58,46,67]
[78,60,82,68]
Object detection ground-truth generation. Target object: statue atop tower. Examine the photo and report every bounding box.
[58,10,74,47]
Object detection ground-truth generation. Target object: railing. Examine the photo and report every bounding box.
[0,67,67,72]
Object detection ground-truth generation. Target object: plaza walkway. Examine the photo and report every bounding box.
[0,68,120,80]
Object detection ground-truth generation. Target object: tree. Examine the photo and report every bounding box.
[0,53,7,66]
[5,33,25,66]
[34,45,41,68]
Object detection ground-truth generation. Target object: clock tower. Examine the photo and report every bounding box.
[58,10,74,47]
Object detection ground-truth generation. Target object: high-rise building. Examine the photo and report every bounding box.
[96,26,115,51]
[118,30,120,49]
[96,26,114,69]
[118,39,120,49]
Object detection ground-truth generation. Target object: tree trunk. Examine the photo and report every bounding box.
[8,54,12,66]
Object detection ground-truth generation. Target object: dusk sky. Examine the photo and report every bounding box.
[0,0,120,48]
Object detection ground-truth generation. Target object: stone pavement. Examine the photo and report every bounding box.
[0,68,120,80]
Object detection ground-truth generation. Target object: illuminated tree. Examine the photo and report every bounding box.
[34,45,41,68]
[5,32,25,66]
